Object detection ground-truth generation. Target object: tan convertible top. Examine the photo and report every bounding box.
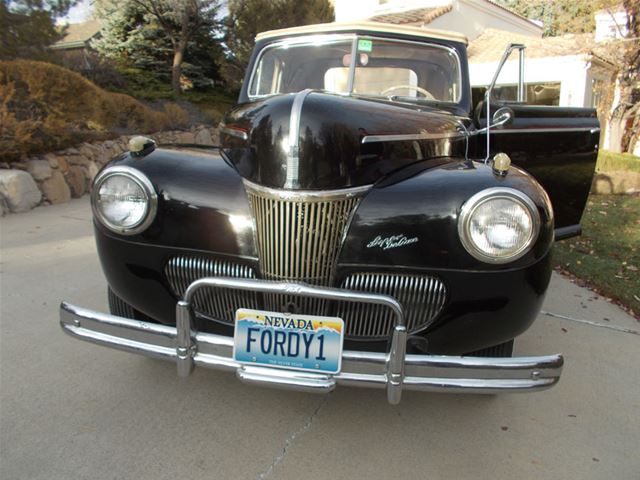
[255,21,468,45]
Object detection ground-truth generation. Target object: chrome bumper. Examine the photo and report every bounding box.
[60,278,563,404]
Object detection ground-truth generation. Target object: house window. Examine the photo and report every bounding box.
[591,78,606,109]
[472,82,561,106]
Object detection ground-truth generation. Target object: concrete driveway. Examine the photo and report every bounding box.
[1,198,638,480]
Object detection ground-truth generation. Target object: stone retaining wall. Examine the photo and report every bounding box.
[0,125,218,216]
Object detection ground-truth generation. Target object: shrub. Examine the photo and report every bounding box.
[163,102,190,129]
[0,60,171,161]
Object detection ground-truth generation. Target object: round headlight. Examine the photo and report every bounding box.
[91,166,157,235]
[458,187,540,263]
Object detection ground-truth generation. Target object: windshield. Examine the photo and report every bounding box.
[248,35,461,103]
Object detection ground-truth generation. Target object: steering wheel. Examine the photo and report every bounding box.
[381,84,435,100]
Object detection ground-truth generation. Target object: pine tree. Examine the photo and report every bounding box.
[222,0,335,88]
[93,0,223,94]
[1,0,77,60]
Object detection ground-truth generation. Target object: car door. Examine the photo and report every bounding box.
[474,102,599,239]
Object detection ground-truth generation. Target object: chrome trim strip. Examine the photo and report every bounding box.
[285,89,313,189]
[361,130,465,144]
[488,127,600,134]
[242,179,371,201]
[60,296,564,402]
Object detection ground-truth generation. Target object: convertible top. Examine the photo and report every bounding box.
[255,21,469,45]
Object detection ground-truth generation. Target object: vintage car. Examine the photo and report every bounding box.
[60,22,599,404]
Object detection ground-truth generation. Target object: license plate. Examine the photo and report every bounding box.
[233,308,344,374]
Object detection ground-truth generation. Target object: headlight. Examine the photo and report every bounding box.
[91,166,157,235]
[458,187,540,263]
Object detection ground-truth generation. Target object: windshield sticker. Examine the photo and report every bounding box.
[367,235,419,250]
[357,39,373,52]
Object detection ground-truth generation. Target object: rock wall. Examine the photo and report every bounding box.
[0,125,218,216]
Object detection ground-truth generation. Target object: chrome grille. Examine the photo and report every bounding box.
[336,273,447,338]
[244,180,367,314]
[165,256,447,340]
[165,256,258,323]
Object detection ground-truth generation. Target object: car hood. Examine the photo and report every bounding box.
[221,91,469,190]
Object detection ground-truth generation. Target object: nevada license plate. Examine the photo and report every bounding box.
[233,308,344,374]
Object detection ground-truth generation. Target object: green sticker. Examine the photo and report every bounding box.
[357,39,372,52]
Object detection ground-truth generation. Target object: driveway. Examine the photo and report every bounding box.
[1,198,638,480]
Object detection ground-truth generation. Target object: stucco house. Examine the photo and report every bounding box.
[331,0,543,40]
[331,0,633,151]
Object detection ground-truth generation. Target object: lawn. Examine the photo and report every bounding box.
[553,193,640,318]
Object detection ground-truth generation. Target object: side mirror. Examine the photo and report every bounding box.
[483,43,526,162]
[476,107,514,134]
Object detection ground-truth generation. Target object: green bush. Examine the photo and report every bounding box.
[596,150,640,174]
[0,60,170,161]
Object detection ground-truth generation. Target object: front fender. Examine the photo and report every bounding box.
[339,157,554,271]
[99,147,257,259]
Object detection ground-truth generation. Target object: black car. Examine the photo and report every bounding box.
[60,22,599,404]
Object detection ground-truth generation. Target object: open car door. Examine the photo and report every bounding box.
[474,44,599,240]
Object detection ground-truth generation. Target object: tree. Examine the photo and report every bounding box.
[222,0,334,88]
[608,0,639,153]
[0,0,77,60]
[497,0,622,37]
[94,0,222,94]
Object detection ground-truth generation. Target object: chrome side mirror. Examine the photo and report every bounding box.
[476,107,514,134]
[484,43,526,162]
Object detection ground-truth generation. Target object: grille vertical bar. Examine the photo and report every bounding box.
[336,272,447,338]
[244,180,366,314]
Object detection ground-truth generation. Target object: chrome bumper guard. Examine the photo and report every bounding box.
[60,278,563,404]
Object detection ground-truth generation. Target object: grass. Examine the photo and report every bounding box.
[553,193,640,317]
[596,150,640,174]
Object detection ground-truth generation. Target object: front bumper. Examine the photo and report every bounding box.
[60,277,563,404]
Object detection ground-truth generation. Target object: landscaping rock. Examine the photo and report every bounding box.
[57,157,69,173]
[82,161,99,185]
[41,170,71,204]
[592,171,640,194]
[25,159,52,181]
[0,193,9,216]
[66,166,86,198]
[67,155,89,166]
[194,128,213,145]
[43,153,59,168]
[0,169,42,213]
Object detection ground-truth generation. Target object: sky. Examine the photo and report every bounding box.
[61,0,93,24]
[60,0,229,24]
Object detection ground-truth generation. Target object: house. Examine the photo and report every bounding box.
[594,4,629,42]
[467,28,616,110]
[330,1,635,152]
[331,0,543,40]
[50,19,103,68]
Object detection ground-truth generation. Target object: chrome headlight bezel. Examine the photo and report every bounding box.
[458,187,541,264]
[91,165,157,236]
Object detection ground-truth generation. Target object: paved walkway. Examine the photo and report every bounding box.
[1,198,638,480]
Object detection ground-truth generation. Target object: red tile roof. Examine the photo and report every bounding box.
[369,5,452,25]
